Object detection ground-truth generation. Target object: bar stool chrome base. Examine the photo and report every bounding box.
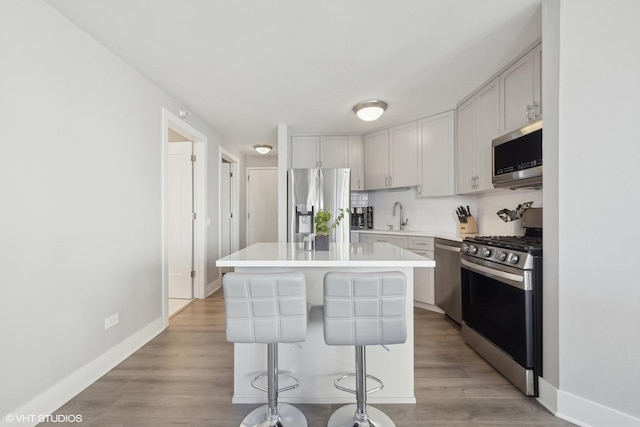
[239,403,308,427]
[327,404,395,427]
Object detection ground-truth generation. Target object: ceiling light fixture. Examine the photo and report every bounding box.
[253,144,273,155]
[353,100,388,122]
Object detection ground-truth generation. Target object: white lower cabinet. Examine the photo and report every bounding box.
[359,233,408,248]
[407,237,435,306]
[359,233,436,307]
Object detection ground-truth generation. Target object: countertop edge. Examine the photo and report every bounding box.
[357,229,466,242]
[217,261,435,268]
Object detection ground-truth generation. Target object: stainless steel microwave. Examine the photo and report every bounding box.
[492,120,542,189]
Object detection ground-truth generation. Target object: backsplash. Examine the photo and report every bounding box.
[363,187,542,236]
[367,188,475,233]
[476,188,542,235]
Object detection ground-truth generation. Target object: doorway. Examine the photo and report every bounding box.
[246,167,278,245]
[167,138,193,316]
[218,148,240,281]
[162,109,207,326]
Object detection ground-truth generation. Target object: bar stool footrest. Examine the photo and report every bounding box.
[251,372,300,393]
[334,373,384,395]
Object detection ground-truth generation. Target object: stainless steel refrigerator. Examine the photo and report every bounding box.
[288,168,350,243]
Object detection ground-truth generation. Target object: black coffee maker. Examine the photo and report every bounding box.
[351,207,373,229]
[351,207,365,229]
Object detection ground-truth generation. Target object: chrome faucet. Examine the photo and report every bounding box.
[392,201,409,230]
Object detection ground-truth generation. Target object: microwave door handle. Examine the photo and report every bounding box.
[461,258,530,291]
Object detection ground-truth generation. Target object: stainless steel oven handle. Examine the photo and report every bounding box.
[435,243,460,253]
[460,258,530,291]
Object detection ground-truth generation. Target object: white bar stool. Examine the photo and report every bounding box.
[323,271,407,427]
[223,272,308,427]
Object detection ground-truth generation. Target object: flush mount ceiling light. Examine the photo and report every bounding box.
[352,100,388,122]
[253,144,273,155]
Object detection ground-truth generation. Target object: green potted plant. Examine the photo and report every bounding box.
[314,208,347,251]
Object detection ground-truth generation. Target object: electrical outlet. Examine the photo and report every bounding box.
[104,313,119,330]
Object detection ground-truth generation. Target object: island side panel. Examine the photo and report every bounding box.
[231,266,416,404]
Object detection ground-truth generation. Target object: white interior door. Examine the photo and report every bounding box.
[247,168,278,245]
[168,141,193,299]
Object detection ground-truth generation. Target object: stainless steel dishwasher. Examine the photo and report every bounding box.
[434,238,462,325]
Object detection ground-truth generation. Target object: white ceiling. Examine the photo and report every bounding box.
[45,0,542,155]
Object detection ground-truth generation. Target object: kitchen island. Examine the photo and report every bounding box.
[216,242,434,404]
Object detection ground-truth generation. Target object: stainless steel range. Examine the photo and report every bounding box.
[460,208,542,396]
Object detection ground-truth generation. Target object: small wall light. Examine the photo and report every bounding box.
[253,145,273,155]
[353,100,388,121]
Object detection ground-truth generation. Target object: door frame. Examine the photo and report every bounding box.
[218,147,240,285]
[161,109,207,327]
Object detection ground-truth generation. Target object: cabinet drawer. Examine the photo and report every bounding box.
[360,233,408,248]
[408,236,434,250]
[409,249,434,259]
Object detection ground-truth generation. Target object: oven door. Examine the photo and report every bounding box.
[461,257,534,369]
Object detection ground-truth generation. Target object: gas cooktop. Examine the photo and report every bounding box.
[464,235,542,254]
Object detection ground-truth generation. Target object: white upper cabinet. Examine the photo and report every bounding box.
[364,122,419,190]
[499,44,542,134]
[417,110,455,197]
[348,135,364,191]
[456,77,499,194]
[456,97,476,194]
[291,136,320,169]
[319,136,349,168]
[363,129,390,190]
[475,77,500,192]
[389,121,419,188]
[532,43,542,121]
[290,135,348,169]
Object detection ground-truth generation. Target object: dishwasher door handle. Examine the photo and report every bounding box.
[435,243,460,253]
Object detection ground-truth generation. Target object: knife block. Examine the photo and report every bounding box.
[459,215,478,234]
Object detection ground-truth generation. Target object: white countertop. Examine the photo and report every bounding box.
[357,229,469,242]
[216,242,435,268]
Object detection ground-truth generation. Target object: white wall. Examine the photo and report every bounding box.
[552,0,640,424]
[246,154,278,167]
[0,0,224,419]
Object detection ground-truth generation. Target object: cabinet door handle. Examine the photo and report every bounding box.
[389,176,392,187]
[414,242,428,246]
[417,185,422,195]
[532,102,540,120]
[385,176,388,187]
[358,179,361,189]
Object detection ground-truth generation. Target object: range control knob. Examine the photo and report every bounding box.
[468,245,478,255]
[461,244,469,254]
[496,251,507,262]
[507,253,520,264]
[481,247,492,257]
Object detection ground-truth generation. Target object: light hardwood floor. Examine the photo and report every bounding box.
[42,290,574,426]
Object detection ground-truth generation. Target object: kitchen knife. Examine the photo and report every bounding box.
[466,205,471,217]
[458,207,468,222]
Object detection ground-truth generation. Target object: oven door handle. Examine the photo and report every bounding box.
[460,258,531,291]
[435,243,460,253]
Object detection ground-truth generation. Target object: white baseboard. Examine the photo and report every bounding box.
[206,278,220,297]
[537,377,640,427]
[413,301,445,314]
[1,317,165,427]
[558,389,640,427]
